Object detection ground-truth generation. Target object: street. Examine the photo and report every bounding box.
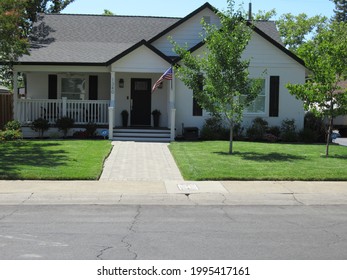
[1,204,346,260]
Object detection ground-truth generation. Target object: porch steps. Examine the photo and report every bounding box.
[112,128,171,142]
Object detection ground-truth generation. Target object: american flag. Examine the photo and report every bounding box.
[152,67,173,92]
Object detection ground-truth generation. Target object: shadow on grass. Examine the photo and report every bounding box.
[214,151,306,162]
[0,141,68,179]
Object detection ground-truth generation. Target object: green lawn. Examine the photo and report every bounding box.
[169,141,347,181]
[0,140,112,180]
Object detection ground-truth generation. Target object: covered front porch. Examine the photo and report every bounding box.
[13,68,176,140]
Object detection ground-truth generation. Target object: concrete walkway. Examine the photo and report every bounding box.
[99,141,183,181]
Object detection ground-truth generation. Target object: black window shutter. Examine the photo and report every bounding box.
[193,75,203,116]
[89,75,98,100]
[48,75,57,99]
[269,76,280,117]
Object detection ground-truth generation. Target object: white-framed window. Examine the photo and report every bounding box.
[61,77,86,100]
[244,79,266,114]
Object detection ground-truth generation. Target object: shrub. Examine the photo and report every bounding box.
[200,115,229,140]
[280,119,298,142]
[246,117,268,141]
[304,112,325,142]
[299,127,319,143]
[4,120,21,131]
[0,129,22,141]
[85,122,97,137]
[31,118,50,138]
[56,117,74,137]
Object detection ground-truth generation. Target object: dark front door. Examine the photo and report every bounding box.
[131,78,151,126]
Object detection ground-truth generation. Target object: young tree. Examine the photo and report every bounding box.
[286,21,347,157]
[331,0,347,22]
[172,0,263,154]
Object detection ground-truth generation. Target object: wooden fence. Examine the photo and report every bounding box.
[0,94,13,129]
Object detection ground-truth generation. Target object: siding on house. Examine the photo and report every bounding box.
[152,9,220,57]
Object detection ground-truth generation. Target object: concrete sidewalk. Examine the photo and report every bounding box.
[0,180,346,206]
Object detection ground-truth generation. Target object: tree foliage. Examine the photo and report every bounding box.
[172,0,263,154]
[276,13,327,53]
[0,0,74,87]
[103,9,114,16]
[331,0,347,22]
[286,21,347,157]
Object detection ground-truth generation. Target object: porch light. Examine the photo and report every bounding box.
[119,78,124,88]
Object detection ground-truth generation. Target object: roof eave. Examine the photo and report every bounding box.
[148,2,217,44]
[106,40,173,66]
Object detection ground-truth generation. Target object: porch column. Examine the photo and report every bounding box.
[108,71,116,139]
[169,69,176,141]
[13,71,18,120]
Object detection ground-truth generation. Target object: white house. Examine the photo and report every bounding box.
[13,2,306,141]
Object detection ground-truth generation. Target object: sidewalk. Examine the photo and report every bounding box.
[1,141,346,206]
[0,180,346,206]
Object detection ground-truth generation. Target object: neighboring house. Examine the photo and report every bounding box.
[13,2,306,141]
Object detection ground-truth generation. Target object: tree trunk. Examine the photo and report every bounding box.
[325,116,333,158]
[229,123,234,154]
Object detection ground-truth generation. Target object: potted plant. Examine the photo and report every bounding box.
[152,109,161,127]
[121,110,129,127]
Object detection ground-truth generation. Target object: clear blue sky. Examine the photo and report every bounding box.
[63,0,335,19]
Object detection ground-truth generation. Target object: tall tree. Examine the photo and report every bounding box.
[276,13,327,53]
[0,0,29,87]
[0,0,74,87]
[172,0,263,154]
[286,21,347,157]
[331,0,347,22]
[103,9,114,16]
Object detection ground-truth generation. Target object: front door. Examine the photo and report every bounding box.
[131,78,151,126]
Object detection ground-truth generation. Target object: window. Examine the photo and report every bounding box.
[244,79,266,114]
[61,77,86,100]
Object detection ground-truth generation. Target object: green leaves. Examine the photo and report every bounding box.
[172,0,263,153]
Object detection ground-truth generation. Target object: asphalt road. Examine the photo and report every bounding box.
[1,204,346,260]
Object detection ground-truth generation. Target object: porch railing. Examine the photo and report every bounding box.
[16,98,109,125]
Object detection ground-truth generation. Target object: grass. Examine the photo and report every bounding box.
[0,140,112,180]
[169,141,347,181]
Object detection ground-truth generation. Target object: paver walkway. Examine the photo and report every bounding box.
[99,141,184,181]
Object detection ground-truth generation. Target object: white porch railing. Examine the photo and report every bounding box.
[16,98,110,125]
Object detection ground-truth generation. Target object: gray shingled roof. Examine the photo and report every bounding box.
[253,21,284,46]
[18,11,285,65]
[19,14,180,64]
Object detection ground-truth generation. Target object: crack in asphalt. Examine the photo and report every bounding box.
[121,205,141,260]
[96,246,113,260]
[0,193,34,222]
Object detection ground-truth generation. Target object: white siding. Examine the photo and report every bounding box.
[26,73,110,100]
[175,31,306,135]
[111,45,170,73]
[152,9,220,57]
